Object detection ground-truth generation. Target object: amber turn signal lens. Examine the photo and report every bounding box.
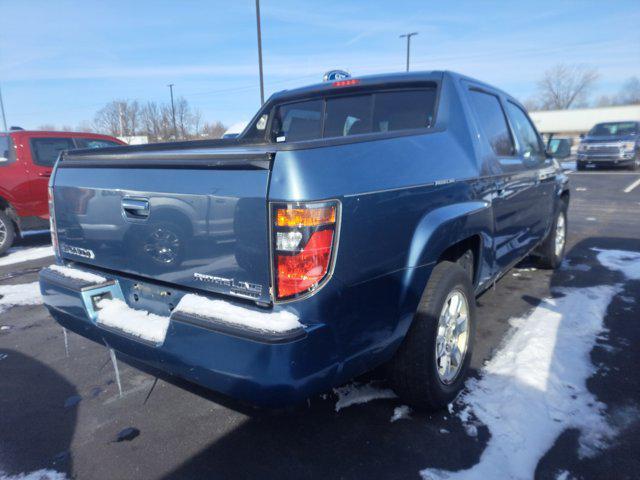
[276,205,336,227]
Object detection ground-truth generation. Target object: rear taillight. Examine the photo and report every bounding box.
[272,201,340,301]
[48,186,60,259]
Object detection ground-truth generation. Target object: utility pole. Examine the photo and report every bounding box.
[255,0,265,105]
[167,83,178,140]
[0,84,7,131]
[399,32,418,72]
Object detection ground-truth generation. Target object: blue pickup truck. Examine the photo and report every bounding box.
[39,71,569,410]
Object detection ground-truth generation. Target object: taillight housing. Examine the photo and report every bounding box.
[48,186,60,259]
[271,201,340,301]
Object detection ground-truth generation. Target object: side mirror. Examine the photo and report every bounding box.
[579,133,585,139]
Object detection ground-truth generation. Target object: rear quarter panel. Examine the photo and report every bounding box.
[268,74,494,376]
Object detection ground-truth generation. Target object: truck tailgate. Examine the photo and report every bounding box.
[53,147,274,303]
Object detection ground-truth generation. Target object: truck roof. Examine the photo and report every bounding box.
[268,70,513,104]
[1,130,119,137]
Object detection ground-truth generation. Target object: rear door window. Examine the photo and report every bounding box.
[467,89,515,157]
[74,138,121,149]
[30,138,75,167]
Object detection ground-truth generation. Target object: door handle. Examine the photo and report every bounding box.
[38,171,52,177]
[122,198,150,218]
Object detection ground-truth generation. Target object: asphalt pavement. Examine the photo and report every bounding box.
[1,171,639,480]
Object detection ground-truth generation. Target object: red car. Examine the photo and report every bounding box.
[0,129,126,254]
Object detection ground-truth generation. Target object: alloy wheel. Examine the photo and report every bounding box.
[435,289,470,384]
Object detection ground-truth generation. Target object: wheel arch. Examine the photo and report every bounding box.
[395,201,492,342]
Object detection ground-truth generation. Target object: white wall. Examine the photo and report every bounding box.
[529,105,640,135]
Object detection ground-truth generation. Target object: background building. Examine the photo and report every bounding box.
[529,104,640,143]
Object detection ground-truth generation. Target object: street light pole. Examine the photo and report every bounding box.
[167,83,178,140]
[0,84,7,131]
[399,32,418,72]
[255,0,265,105]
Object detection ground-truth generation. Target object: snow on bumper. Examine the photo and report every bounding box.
[38,267,334,407]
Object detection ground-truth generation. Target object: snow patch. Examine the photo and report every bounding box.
[333,382,397,412]
[421,248,639,480]
[0,282,41,313]
[593,248,640,280]
[96,298,169,344]
[48,265,106,284]
[0,246,53,267]
[175,293,301,333]
[0,470,67,480]
[390,405,412,422]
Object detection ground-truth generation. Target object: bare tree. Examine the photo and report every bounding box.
[94,100,140,137]
[534,64,599,110]
[92,97,223,142]
[617,76,640,105]
[201,121,227,139]
[37,124,57,131]
[75,120,96,133]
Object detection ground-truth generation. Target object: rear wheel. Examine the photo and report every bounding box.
[0,210,16,255]
[389,261,476,410]
[537,206,567,269]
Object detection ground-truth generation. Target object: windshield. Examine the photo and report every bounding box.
[588,122,638,137]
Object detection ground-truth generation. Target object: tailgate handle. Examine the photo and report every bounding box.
[122,198,150,218]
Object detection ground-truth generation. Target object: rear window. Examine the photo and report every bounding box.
[30,138,75,167]
[273,100,323,142]
[74,138,121,149]
[271,88,437,143]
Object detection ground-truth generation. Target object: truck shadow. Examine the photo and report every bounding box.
[148,236,639,479]
[0,349,77,476]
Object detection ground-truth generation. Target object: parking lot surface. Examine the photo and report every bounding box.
[1,171,639,480]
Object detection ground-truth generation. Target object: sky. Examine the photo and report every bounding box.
[1,0,639,131]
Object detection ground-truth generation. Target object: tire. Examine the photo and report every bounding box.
[0,210,16,255]
[537,205,567,269]
[388,261,476,410]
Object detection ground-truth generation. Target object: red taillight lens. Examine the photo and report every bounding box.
[272,202,339,301]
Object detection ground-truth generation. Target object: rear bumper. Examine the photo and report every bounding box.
[39,267,340,408]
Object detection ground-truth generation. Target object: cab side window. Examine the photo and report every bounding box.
[505,102,545,168]
[467,89,515,158]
